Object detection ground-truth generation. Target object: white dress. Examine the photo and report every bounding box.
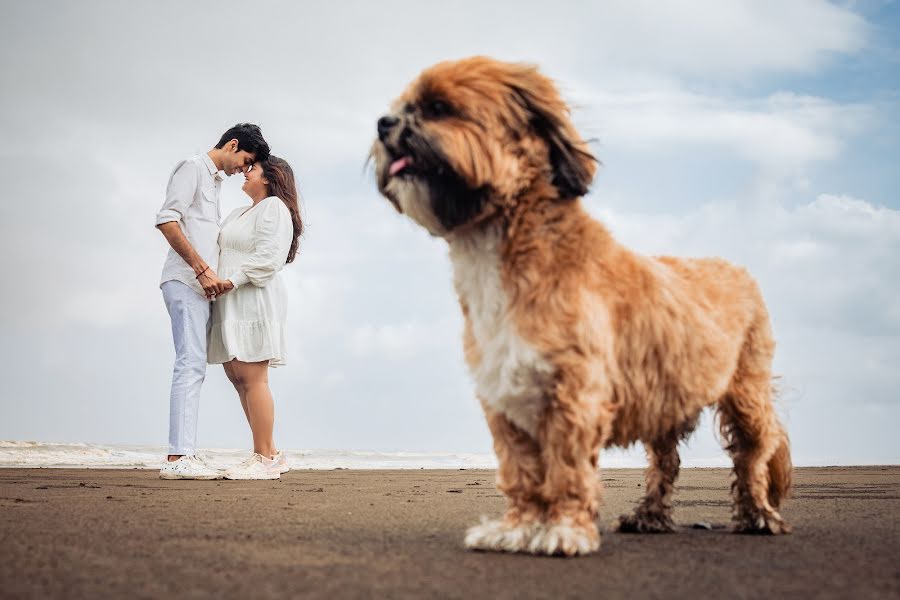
[208,196,293,367]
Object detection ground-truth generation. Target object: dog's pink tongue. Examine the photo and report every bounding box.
[389,156,412,176]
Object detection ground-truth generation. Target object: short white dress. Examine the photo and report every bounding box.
[208,196,293,367]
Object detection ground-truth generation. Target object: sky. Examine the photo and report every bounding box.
[0,1,898,465]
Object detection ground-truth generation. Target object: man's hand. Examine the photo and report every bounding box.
[197,269,226,299]
[213,278,235,297]
[157,222,224,297]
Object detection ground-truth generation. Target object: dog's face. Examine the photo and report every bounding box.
[371,56,596,237]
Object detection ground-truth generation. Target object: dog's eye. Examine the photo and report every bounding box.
[424,99,452,119]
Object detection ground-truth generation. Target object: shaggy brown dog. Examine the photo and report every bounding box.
[371,56,792,556]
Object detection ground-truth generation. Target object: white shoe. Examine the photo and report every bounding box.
[273,450,290,474]
[159,455,221,480]
[224,453,281,480]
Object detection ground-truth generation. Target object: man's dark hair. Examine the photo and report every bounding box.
[215,123,270,162]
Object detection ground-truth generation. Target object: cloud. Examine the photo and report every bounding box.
[578,89,872,172]
[593,190,900,414]
[566,0,867,78]
[349,319,458,362]
[796,193,900,238]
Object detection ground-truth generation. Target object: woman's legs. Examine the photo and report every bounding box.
[227,359,277,459]
[223,361,250,426]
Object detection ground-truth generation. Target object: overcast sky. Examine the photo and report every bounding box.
[1,1,898,465]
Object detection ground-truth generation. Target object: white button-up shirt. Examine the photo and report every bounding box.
[155,153,226,296]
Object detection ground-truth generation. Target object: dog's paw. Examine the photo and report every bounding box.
[733,509,792,535]
[616,511,676,534]
[527,519,600,557]
[464,517,540,553]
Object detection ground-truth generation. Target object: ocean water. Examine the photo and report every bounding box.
[0,441,501,470]
[0,441,737,470]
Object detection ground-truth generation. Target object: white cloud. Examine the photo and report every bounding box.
[569,0,868,78]
[593,190,900,416]
[796,193,900,237]
[349,319,458,362]
[579,89,871,171]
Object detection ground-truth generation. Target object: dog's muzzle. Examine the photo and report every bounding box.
[377,115,399,142]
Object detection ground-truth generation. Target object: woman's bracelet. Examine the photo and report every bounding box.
[195,266,209,279]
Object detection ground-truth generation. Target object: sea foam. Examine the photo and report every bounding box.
[0,441,733,469]
[0,441,502,470]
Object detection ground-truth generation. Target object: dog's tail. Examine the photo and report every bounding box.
[767,423,792,509]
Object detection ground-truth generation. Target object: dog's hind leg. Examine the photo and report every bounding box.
[719,311,792,535]
[464,408,547,553]
[616,433,681,533]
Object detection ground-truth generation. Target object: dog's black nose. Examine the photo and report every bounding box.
[377,115,400,141]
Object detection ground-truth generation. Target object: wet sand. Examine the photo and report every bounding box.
[1,466,897,599]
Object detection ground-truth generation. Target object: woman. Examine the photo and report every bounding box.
[207,156,304,480]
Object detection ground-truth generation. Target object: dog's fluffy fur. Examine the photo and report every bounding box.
[372,56,792,556]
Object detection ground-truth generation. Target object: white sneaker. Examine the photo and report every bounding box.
[224,453,281,480]
[273,450,290,474]
[159,455,221,480]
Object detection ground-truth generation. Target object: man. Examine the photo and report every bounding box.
[155,123,270,479]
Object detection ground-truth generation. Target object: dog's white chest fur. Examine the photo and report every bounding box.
[449,228,554,439]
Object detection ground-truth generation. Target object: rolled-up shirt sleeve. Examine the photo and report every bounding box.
[229,199,293,288]
[155,161,199,226]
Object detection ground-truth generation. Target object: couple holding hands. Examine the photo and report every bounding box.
[155,123,303,481]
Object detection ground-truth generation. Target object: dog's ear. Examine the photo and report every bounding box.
[509,69,597,199]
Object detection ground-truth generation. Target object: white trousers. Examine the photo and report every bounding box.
[162,280,210,455]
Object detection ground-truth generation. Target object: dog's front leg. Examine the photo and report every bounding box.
[464,407,546,553]
[528,380,606,556]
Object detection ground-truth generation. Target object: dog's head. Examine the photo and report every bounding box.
[371,56,596,237]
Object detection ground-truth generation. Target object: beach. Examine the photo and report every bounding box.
[1,466,897,599]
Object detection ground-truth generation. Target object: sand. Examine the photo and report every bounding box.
[1,466,897,599]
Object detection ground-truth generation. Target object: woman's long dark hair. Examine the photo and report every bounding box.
[261,155,304,264]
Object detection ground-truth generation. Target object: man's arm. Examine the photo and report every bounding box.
[156,222,226,297]
[155,161,227,297]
